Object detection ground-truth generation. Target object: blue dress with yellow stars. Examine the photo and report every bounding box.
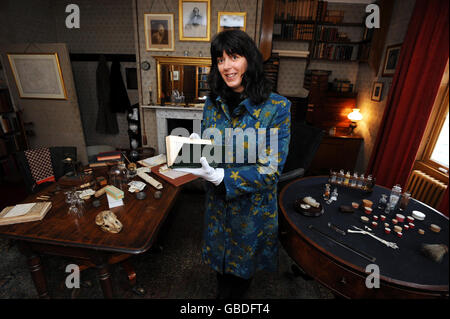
[201,92,291,279]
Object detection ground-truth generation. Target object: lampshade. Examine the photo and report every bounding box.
[348,108,363,122]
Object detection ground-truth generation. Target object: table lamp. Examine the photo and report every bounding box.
[347,108,363,135]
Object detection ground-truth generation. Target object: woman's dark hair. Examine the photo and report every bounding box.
[208,30,272,105]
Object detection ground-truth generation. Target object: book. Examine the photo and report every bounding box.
[96,151,121,161]
[165,135,227,169]
[0,201,52,226]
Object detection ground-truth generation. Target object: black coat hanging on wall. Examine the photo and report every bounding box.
[110,60,131,113]
[96,55,119,134]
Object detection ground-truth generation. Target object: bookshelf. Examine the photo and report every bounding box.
[272,0,372,63]
[196,66,210,101]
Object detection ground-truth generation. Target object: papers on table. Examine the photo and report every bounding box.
[141,154,167,167]
[3,203,36,218]
[158,164,190,179]
[107,194,123,209]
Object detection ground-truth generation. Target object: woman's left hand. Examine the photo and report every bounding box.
[173,157,224,186]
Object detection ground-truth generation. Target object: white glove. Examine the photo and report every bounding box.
[190,132,201,139]
[173,157,224,186]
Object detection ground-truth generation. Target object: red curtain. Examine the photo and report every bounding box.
[367,0,449,192]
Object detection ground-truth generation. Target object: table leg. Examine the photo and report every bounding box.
[17,242,49,299]
[95,263,114,298]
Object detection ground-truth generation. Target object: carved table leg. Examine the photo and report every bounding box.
[95,262,114,298]
[17,242,50,299]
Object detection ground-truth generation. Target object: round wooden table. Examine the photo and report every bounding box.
[278,176,449,298]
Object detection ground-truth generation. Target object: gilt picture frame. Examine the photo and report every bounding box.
[371,81,383,102]
[217,12,247,33]
[7,53,67,100]
[144,13,175,51]
[179,0,210,41]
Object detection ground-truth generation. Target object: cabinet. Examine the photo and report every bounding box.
[308,134,363,175]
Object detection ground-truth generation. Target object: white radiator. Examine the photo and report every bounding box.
[405,170,447,208]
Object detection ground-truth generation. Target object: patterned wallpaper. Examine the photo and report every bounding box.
[354,0,416,172]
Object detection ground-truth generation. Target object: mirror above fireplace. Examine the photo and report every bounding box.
[153,56,212,105]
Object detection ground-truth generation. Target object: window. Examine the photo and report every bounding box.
[416,62,449,179]
[430,111,449,169]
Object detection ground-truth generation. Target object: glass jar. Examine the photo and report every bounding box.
[388,184,402,211]
[377,194,388,211]
[109,163,128,191]
[398,191,411,211]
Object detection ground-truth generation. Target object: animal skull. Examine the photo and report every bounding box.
[95,210,123,233]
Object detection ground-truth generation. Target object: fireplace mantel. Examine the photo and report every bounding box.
[141,105,203,154]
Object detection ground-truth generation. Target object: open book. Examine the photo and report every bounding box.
[0,202,52,226]
[165,135,226,169]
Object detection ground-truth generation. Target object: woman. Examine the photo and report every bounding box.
[176,30,291,298]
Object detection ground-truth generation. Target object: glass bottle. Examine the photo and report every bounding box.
[398,191,411,212]
[356,173,363,189]
[366,175,373,191]
[388,184,402,211]
[337,169,344,184]
[351,172,358,188]
[329,170,337,184]
[377,194,388,211]
[323,184,331,200]
[344,171,351,186]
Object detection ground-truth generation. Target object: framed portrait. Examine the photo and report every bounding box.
[179,0,210,41]
[217,12,247,33]
[382,43,402,77]
[371,82,383,102]
[7,53,67,99]
[144,13,175,51]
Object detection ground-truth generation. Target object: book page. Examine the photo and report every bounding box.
[3,203,36,218]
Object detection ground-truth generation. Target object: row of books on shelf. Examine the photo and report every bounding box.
[198,66,210,74]
[198,82,209,89]
[312,43,354,61]
[0,115,20,134]
[273,23,314,41]
[316,26,350,42]
[275,0,325,22]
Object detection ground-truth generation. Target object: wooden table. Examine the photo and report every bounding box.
[279,176,449,298]
[0,173,180,298]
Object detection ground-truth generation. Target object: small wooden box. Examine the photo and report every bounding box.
[105,185,124,200]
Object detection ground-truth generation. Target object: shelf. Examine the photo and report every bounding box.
[317,22,364,27]
[273,38,312,43]
[274,20,364,28]
[274,19,316,24]
[310,59,359,63]
[315,40,362,45]
[0,130,21,138]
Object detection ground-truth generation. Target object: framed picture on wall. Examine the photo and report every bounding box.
[7,53,67,99]
[217,12,247,33]
[144,13,175,51]
[382,43,402,77]
[371,82,383,102]
[179,0,210,41]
